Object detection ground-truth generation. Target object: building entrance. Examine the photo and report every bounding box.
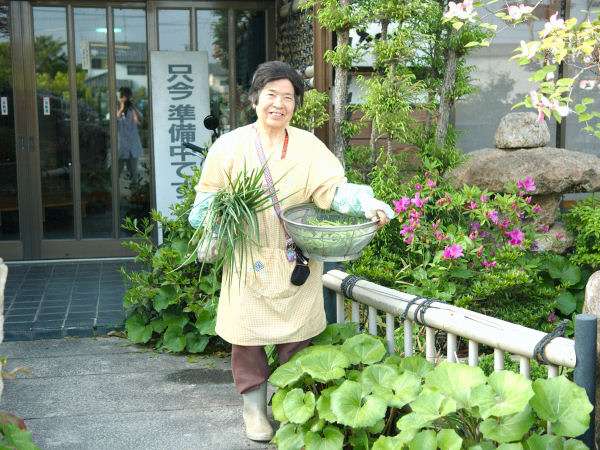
[0,0,271,261]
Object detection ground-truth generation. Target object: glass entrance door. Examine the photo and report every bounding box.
[1,1,150,260]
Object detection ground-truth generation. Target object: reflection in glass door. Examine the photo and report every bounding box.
[0,3,19,244]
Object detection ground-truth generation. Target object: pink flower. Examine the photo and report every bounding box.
[444,0,475,21]
[393,197,411,213]
[482,260,497,268]
[434,230,446,241]
[541,12,566,38]
[400,224,414,236]
[507,3,533,21]
[524,196,532,204]
[487,210,499,224]
[426,179,437,189]
[469,231,478,240]
[499,218,511,230]
[506,228,525,246]
[432,220,441,230]
[442,243,463,259]
[411,192,425,208]
[538,224,550,233]
[404,234,414,245]
[555,232,565,241]
[579,79,597,90]
[414,183,423,191]
[468,201,477,210]
[480,194,489,203]
[436,196,451,206]
[532,204,542,214]
[547,311,558,323]
[517,176,536,192]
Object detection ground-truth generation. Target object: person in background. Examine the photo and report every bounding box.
[117,86,143,181]
[189,61,394,442]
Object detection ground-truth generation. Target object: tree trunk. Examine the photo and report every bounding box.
[435,46,457,147]
[332,28,349,166]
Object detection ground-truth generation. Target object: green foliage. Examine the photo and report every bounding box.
[565,196,600,270]
[0,422,40,450]
[270,327,592,449]
[121,167,222,353]
[290,89,330,131]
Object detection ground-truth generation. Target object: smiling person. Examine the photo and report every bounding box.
[189,61,394,442]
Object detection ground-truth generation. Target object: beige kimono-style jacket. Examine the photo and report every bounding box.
[195,124,346,346]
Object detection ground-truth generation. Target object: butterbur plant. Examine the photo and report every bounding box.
[270,325,592,449]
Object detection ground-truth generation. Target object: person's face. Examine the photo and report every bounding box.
[254,79,295,131]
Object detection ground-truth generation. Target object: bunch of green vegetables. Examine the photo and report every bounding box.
[186,165,273,286]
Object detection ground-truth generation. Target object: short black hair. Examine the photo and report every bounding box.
[248,61,305,109]
[119,86,133,99]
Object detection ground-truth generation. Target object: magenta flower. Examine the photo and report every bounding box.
[426,179,437,189]
[538,224,550,233]
[442,243,463,260]
[517,176,536,192]
[487,210,499,224]
[482,260,497,268]
[411,192,425,208]
[434,230,446,241]
[432,220,441,230]
[524,196,532,204]
[506,228,525,246]
[414,183,423,191]
[547,311,558,323]
[480,194,489,203]
[499,218,511,230]
[393,197,411,213]
[404,234,414,245]
[400,224,414,236]
[468,201,477,210]
[532,204,542,214]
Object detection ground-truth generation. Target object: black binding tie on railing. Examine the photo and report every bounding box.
[402,296,437,326]
[532,319,569,365]
[340,275,363,300]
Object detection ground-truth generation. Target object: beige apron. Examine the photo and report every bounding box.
[195,124,346,345]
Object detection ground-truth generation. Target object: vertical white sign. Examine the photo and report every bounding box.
[43,96,51,115]
[0,97,7,116]
[150,51,211,221]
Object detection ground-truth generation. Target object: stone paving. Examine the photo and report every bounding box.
[1,336,274,450]
[3,260,141,341]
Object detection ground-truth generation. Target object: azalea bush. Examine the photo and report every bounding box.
[121,167,222,353]
[270,325,592,449]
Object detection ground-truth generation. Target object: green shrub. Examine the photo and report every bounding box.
[270,325,592,449]
[565,195,600,270]
[290,89,330,131]
[120,167,223,353]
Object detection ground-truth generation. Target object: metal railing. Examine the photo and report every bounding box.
[322,269,597,447]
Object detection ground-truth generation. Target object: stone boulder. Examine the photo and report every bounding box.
[533,224,574,254]
[583,270,600,447]
[495,112,551,149]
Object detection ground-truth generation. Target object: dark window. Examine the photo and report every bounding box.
[91,57,105,69]
[127,64,146,75]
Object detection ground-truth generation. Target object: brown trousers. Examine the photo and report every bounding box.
[231,339,310,394]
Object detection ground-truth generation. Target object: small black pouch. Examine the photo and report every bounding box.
[291,249,310,286]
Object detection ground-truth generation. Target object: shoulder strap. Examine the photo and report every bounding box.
[253,125,296,262]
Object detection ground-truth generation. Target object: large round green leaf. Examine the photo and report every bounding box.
[399,356,434,377]
[359,364,399,394]
[341,334,387,365]
[525,433,567,450]
[330,380,387,428]
[184,332,209,353]
[556,291,577,315]
[496,444,524,450]
[297,347,350,383]
[125,314,153,343]
[312,323,358,345]
[474,371,534,419]
[304,425,344,450]
[424,361,487,409]
[283,388,316,424]
[162,326,186,352]
[530,376,593,437]
[153,285,176,312]
[479,406,534,443]
[396,391,457,432]
[409,430,436,450]
[269,361,304,388]
[316,387,338,423]
[272,388,289,423]
[437,429,462,450]
[273,422,305,450]
[390,371,422,409]
[372,433,414,450]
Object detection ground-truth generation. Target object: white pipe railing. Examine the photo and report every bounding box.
[323,269,576,376]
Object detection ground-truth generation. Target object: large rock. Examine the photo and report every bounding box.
[449,147,600,194]
[533,223,574,254]
[0,259,6,400]
[583,271,600,448]
[495,112,551,149]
